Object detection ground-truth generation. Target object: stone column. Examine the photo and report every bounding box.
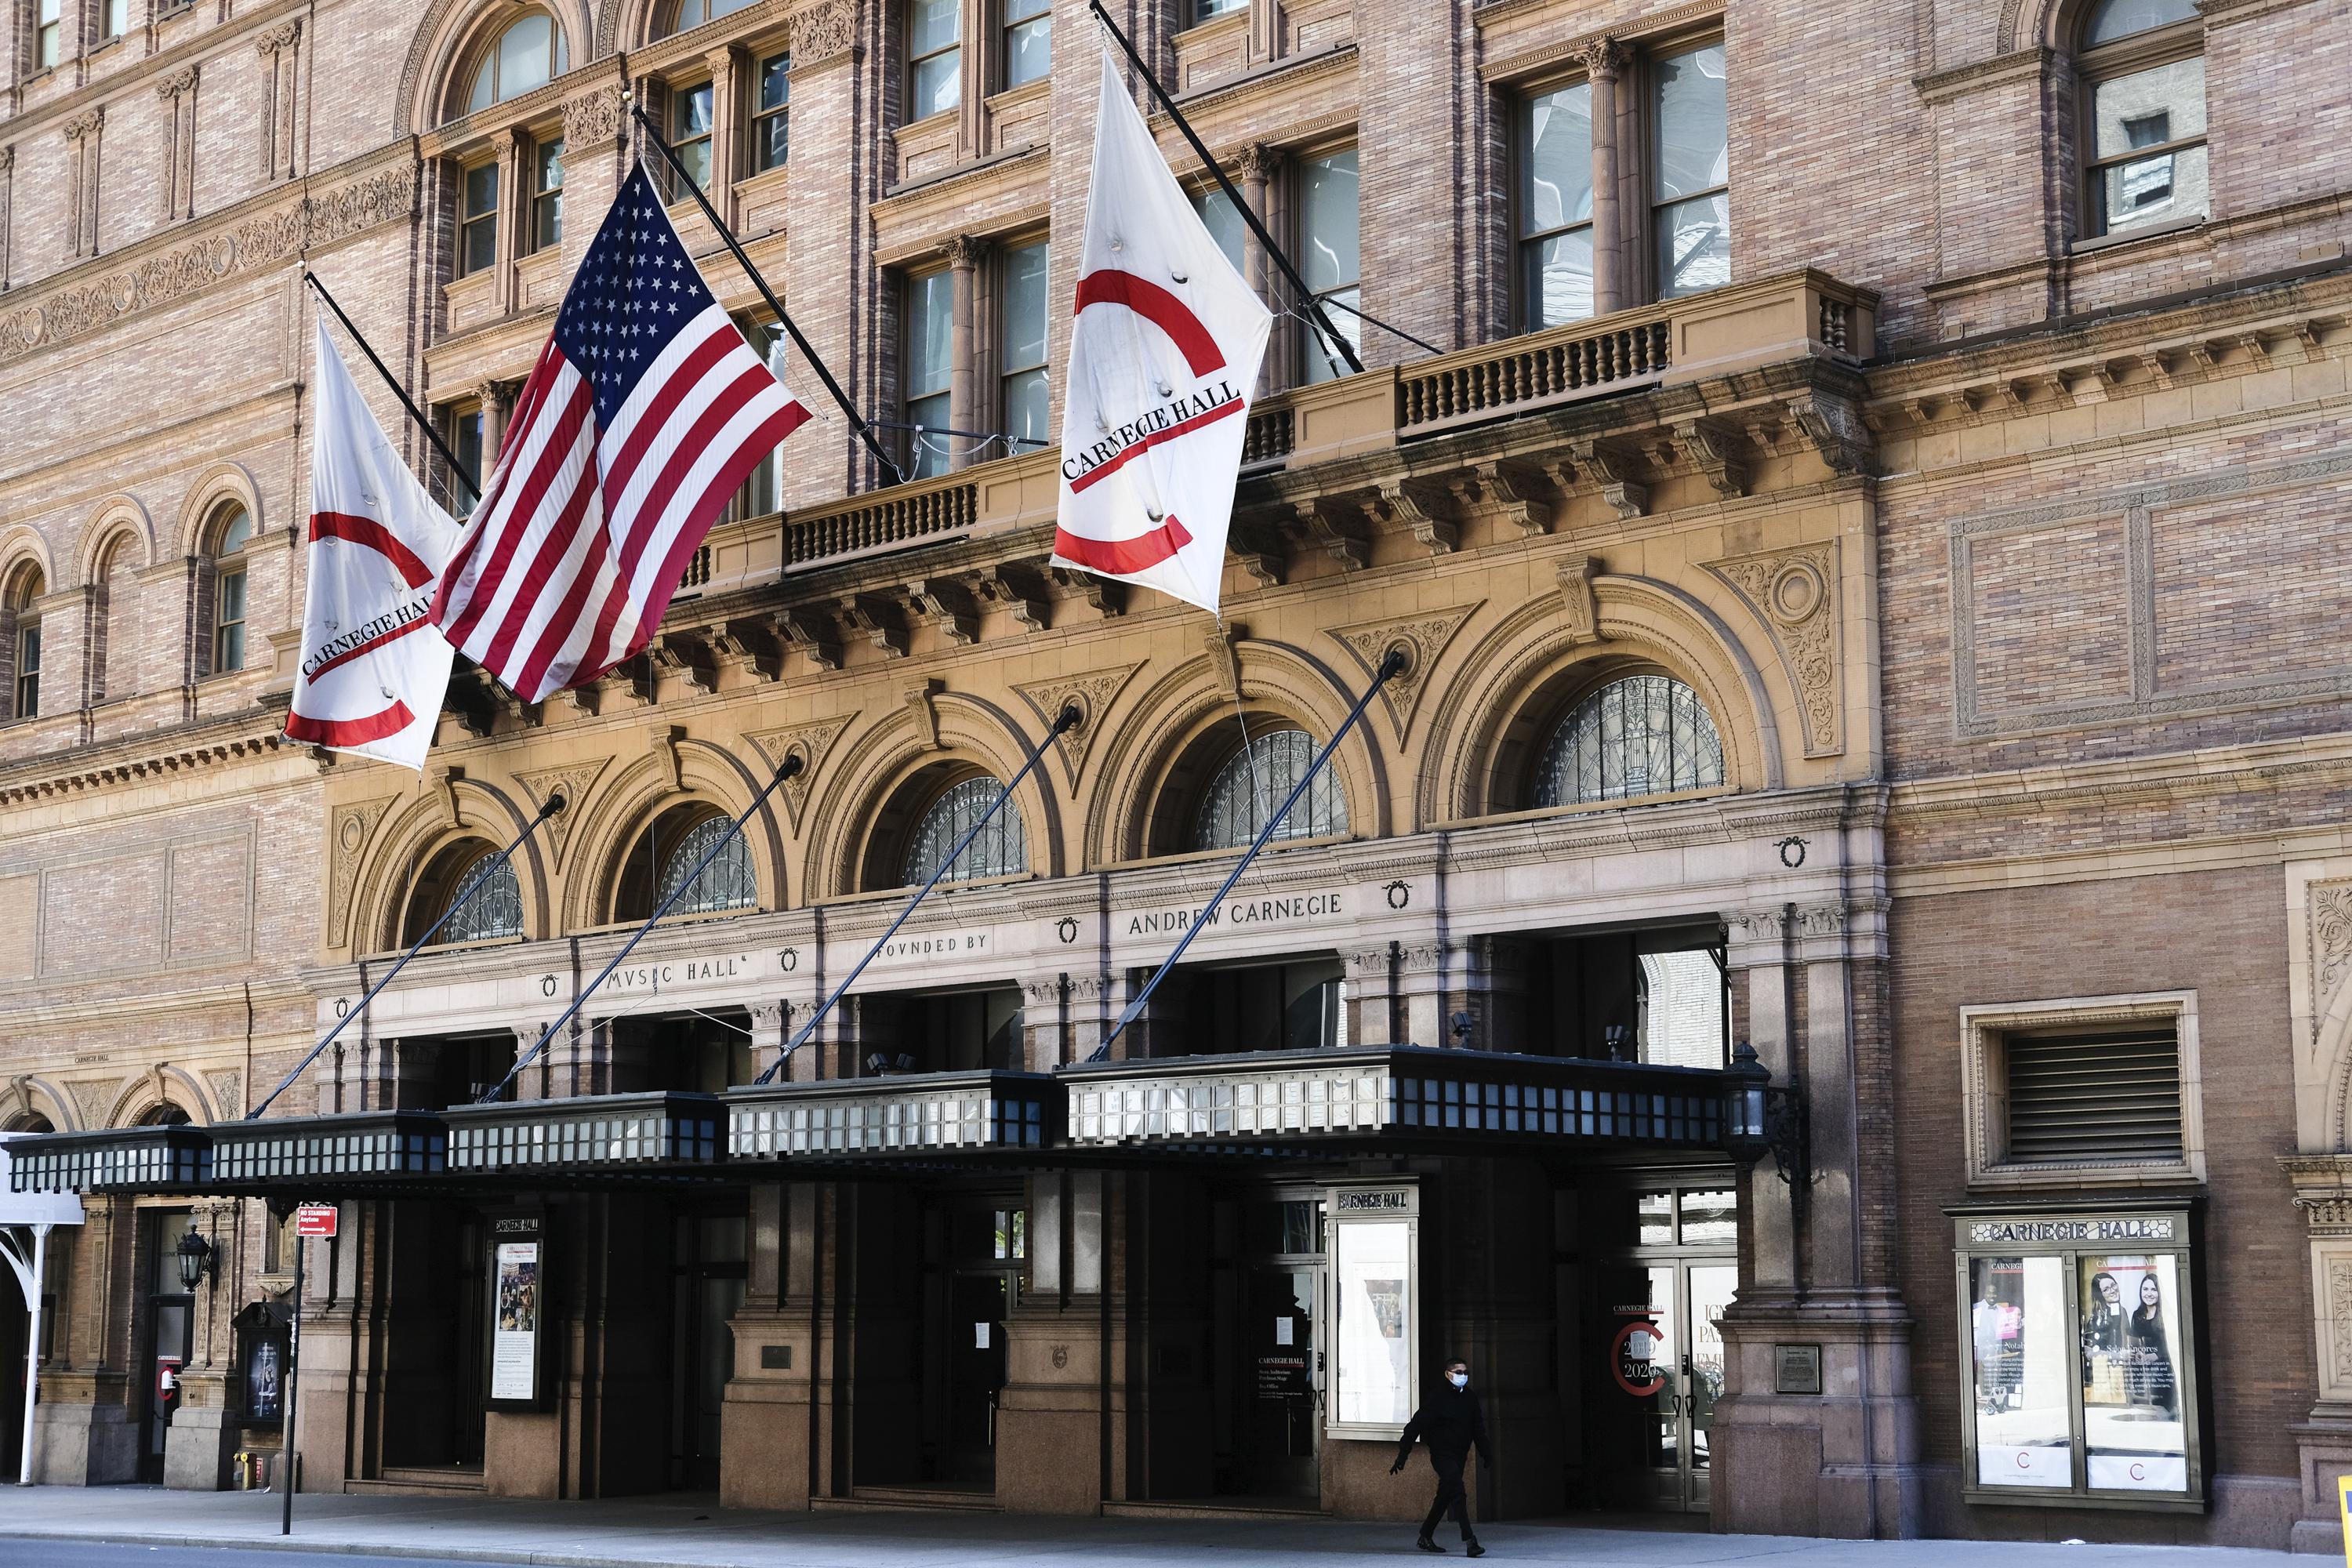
[2285,1156,2352,1552]
[493,128,525,318]
[1237,141,1276,309]
[1575,38,1628,317]
[162,1199,241,1490]
[705,45,745,230]
[478,379,518,466]
[61,108,101,259]
[945,233,985,471]
[0,145,15,290]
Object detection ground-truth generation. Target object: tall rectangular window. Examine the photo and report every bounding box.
[670,81,715,194]
[908,0,960,120]
[754,53,791,171]
[903,269,954,479]
[101,0,128,40]
[1652,43,1729,299]
[1003,0,1050,88]
[1192,186,1247,274]
[1298,147,1361,383]
[35,0,60,70]
[1193,0,1246,19]
[2087,60,2207,234]
[736,318,782,517]
[999,239,1050,453]
[459,162,499,276]
[445,404,485,514]
[213,566,248,674]
[1518,81,1595,327]
[12,619,38,720]
[530,138,565,252]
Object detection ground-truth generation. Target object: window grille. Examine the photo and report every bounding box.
[902,775,1026,884]
[660,815,757,913]
[1194,728,1348,851]
[441,851,524,943]
[1534,674,1724,807]
[2002,1027,2183,1165]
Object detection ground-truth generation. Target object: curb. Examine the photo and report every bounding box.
[0,1528,748,1568]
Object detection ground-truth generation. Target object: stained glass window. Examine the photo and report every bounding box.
[1194,728,1348,851]
[1535,675,1724,806]
[902,775,1026,884]
[441,851,524,942]
[660,815,757,913]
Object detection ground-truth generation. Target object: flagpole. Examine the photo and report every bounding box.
[247,792,568,1121]
[1087,649,1403,1062]
[751,706,1082,1085]
[1086,0,1363,377]
[481,753,804,1104]
[303,271,481,499]
[626,102,908,487]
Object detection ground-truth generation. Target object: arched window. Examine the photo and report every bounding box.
[3,563,45,721]
[3,1113,53,1134]
[138,1102,191,1127]
[1534,674,1724,807]
[659,813,757,914]
[464,12,567,115]
[209,504,253,676]
[1194,728,1348,852]
[2075,0,2205,238]
[438,850,524,942]
[902,775,1027,884]
[659,0,757,37]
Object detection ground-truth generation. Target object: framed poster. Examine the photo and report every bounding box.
[1327,1183,1418,1440]
[486,1210,546,1410]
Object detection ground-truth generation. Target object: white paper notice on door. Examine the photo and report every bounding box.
[490,1240,540,1401]
[1275,1317,1294,1345]
[975,1322,991,1349]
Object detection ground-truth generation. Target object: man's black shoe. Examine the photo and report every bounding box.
[1416,1535,1445,1553]
[1465,1541,1486,1558]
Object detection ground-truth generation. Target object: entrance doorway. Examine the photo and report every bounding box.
[670,1210,747,1490]
[1586,1181,1739,1513]
[140,1208,198,1483]
[1216,1193,1325,1501]
[938,1203,1020,1486]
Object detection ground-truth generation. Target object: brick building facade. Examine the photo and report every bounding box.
[0,0,2347,1549]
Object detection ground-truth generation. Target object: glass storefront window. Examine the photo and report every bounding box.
[1953,1208,2201,1505]
[1637,1190,1674,1247]
[1330,1185,1417,1439]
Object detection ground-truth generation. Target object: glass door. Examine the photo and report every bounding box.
[1221,1196,1325,1501]
[670,1213,747,1490]
[942,1204,1022,1487]
[1588,1182,1740,1514]
[142,1210,197,1483]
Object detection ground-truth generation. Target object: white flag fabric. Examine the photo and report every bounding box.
[286,320,460,769]
[1051,50,1273,615]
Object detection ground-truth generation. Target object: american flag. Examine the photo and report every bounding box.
[430,165,810,700]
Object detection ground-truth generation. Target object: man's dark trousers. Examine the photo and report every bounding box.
[1420,1450,1475,1541]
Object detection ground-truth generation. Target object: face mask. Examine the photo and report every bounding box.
[1448,1372,1468,1388]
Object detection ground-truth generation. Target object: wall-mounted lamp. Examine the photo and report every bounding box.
[1725,1039,1810,1190]
[175,1222,216,1293]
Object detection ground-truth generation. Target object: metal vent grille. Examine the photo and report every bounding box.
[2003,1026,2183,1164]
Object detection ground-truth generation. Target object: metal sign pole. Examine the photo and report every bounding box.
[280,1225,302,1535]
[14,1225,45,1487]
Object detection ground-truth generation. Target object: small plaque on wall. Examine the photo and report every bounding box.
[760,1345,792,1370]
[1774,1343,1823,1395]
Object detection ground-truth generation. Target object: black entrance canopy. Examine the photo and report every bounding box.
[5,1047,1748,1198]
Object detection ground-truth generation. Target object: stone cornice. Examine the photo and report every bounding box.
[0,0,306,143]
[1479,0,1723,84]
[1913,46,2053,104]
[0,144,419,368]
[1166,39,1359,117]
[0,712,293,805]
[1889,731,2352,827]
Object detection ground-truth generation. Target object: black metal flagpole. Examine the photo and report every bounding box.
[481,753,804,1103]
[303,270,481,500]
[1087,0,1364,377]
[753,706,1081,1084]
[247,793,568,1121]
[628,100,908,487]
[1087,649,1403,1062]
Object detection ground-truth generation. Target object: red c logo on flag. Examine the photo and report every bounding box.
[1072,270,1226,376]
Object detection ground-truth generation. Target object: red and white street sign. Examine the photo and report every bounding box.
[294,1205,339,1238]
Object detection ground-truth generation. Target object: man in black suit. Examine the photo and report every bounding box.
[1390,1357,1490,1555]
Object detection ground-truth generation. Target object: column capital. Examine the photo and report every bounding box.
[155,65,199,102]
[254,19,302,58]
[1236,141,1280,181]
[60,107,103,144]
[1572,36,1629,79]
[944,231,990,270]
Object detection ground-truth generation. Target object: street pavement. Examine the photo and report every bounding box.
[0,1486,2312,1568]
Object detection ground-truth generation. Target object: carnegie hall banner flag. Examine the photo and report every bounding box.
[285,320,460,770]
[1051,49,1273,616]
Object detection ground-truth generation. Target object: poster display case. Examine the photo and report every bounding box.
[1326,1182,1418,1440]
[1950,1202,2204,1510]
[485,1209,547,1411]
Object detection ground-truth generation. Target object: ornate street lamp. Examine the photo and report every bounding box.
[1725,1039,1809,1189]
[174,1221,215,1293]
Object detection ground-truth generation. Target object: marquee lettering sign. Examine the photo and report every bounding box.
[1965,1216,2176,1244]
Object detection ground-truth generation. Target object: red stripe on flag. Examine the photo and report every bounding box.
[506,503,618,701]
[308,513,435,588]
[600,328,742,505]
[436,339,564,607]
[477,433,601,681]
[285,699,418,748]
[439,373,592,649]
[1073,270,1228,377]
[612,366,770,586]
[1054,514,1196,575]
[1065,395,1247,495]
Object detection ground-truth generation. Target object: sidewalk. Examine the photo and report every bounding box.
[0,1485,2309,1568]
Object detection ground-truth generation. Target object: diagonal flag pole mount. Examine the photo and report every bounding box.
[753,705,1082,1085]
[305,270,481,502]
[481,753,804,1104]
[1087,648,1405,1062]
[627,100,908,488]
